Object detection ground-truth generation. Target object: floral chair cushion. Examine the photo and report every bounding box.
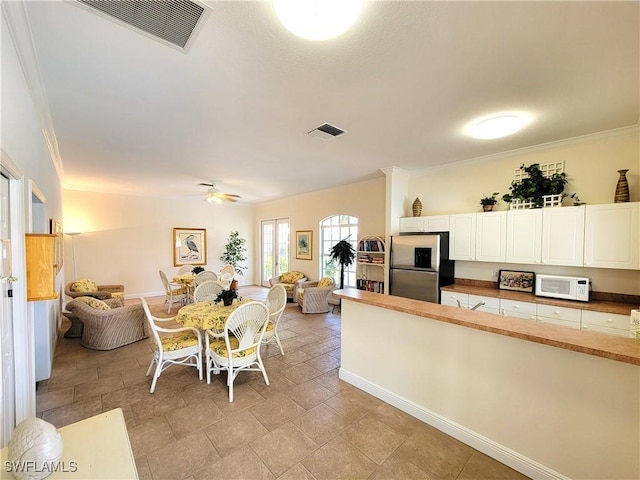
[70,279,98,293]
[208,337,257,358]
[318,277,335,287]
[75,296,111,310]
[280,271,304,284]
[157,331,200,351]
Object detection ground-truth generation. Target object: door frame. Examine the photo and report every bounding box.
[260,218,289,287]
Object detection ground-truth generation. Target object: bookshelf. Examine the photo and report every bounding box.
[356,235,386,294]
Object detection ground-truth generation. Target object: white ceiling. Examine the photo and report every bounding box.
[23,1,639,203]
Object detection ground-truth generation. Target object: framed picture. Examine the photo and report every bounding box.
[498,269,535,293]
[49,218,63,274]
[295,230,312,260]
[173,228,207,266]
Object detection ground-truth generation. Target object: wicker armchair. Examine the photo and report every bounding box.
[65,279,125,301]
[297,277,336,314]
[268,271,307,303]
[65,297,147,350]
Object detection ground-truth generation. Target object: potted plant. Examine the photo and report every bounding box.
[502,163,571,208]
[215,288,239,306]
[480,192,500,212]
[192,266,204,275]
[329,237,356,289]
[219,231,247,276]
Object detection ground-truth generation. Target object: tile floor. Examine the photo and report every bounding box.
[37,286,529,480]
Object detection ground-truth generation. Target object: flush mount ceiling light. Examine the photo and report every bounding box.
[469,115,526,139]
[273,0,363,41]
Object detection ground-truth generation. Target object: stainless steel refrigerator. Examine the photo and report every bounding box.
[389,233,455,303]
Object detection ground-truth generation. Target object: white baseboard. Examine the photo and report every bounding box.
[339,368,568,480]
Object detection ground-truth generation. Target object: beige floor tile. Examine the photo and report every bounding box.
[284,380,335,410]
[249,393,307,431]
[166,399,225,439]
[46,366,98,391]
[193,445,274,480]
[41,397,103,428]
[127,417,176,457]
[209,383,266,414]
[312,369,353,394]
[147,430,219,479]
[290,404,353,446]
[458,452,530,480]
[249,371,296,399]
[204,410,269,458]
[323,388,382,422]
[301,437,378,480]
[102,381,154,410]
[130,388,188,424]
[369,402,424,436]
[303,354,341,373]
[97,357,142,378]
[339,414,408,465]
[73,373,124,401]
[279,363,323,385]
[280,348,314,366]
[276,463,318,480]
[134,456,152,480]
[35,387,74,413]
[250,422,318,476]
[368,453,434,480]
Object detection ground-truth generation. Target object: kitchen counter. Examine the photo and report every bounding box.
[335,288,640,366]
[335,288,639,479]
[441,282,638,315]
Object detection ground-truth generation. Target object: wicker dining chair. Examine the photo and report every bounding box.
[262,284,287,355]
[193,280,225,302]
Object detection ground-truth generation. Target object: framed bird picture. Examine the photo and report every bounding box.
[173,228,207,266]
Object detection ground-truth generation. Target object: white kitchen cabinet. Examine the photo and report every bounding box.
[449,213,476,260]
[536,303,581,329]
[581,310,631,337]
[475,211,507,262]
[399,215,450,233]
[440,291,468,308]
[583,202,640,270]
[500,299,537,321]
[505,209,543,264]
[541,205,585,267]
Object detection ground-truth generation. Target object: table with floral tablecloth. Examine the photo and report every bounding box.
[173,274,195,302]
[175,298,250,334]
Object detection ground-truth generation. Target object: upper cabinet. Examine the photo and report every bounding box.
[399,215,450,233]
[449,213,476,260]
[25,233,59,301]
[584,202,639,270]
[541,205,585,267]
[450,212,506,262]
[505,209,543,264]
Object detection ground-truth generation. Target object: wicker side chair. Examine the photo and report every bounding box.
[65,297,147,350]
[297,277,336,314]
[268,271,307,303]
[65,279,125,300]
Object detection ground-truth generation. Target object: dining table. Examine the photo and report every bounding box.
[175,298,252,335]
[173,274,196,302]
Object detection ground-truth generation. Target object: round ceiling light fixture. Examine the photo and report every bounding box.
[273,0,364,41]
[469,115,526,139]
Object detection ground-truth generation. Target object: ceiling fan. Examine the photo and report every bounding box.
[197,182,241,203]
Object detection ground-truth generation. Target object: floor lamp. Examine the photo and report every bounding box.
[65,232,82,279]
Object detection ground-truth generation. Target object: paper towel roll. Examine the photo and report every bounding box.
[630,309,639,340]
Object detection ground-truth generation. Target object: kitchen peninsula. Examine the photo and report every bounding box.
[335,288,639,480]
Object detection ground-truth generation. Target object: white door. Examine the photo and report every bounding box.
[0,173,15,446]
[261,219,289,287]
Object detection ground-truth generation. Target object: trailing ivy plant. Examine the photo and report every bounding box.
[502,163,571,208]
[219,231,247,276]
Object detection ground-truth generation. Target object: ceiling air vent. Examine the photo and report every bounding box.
[307,123,346,141]
[77,0,206,50]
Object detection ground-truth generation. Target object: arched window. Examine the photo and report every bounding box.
[320,215,358,287]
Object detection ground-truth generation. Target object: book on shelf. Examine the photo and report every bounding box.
[356,279,385,294]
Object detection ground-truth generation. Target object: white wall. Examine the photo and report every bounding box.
[403,128,640,295]
[63,189,255,297]
[254,177,386,281]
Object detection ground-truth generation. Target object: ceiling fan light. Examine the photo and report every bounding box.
[470,115,525,139]
[206,194,222,204]
[273,0,363,41]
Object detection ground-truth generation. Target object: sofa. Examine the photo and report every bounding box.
[65,278,125,300]
[269,271,307,303]
[296,277,336,314]
[65,296,147,350]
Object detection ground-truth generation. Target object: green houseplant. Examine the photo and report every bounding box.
[215,288,239,306]
[191,266,204,275]
[329,237,356,289]
[219,231,247,276]
[502,163,569,208]
[480,192,499,211]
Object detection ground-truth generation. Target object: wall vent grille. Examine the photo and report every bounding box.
[77,0,205,49]
[307,123,346,141]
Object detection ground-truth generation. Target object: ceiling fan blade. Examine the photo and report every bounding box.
[220,193,240,199]
[198,182,215,187]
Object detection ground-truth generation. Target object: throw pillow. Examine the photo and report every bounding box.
[318,277,334,287]
[75,296,111,310]
[281,272,302,284]
[70,279,98,293]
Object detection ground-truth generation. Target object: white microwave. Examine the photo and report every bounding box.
[535,274,590,302]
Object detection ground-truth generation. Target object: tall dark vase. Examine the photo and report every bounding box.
[614,169,630,203]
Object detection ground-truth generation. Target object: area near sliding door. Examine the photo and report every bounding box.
[261,219,289,287]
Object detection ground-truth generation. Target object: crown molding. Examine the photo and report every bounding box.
[2,1,64,181]
[412,124,640,176]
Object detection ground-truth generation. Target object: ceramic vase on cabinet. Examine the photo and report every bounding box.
[412,197,423,217]
[614,169,630,203]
